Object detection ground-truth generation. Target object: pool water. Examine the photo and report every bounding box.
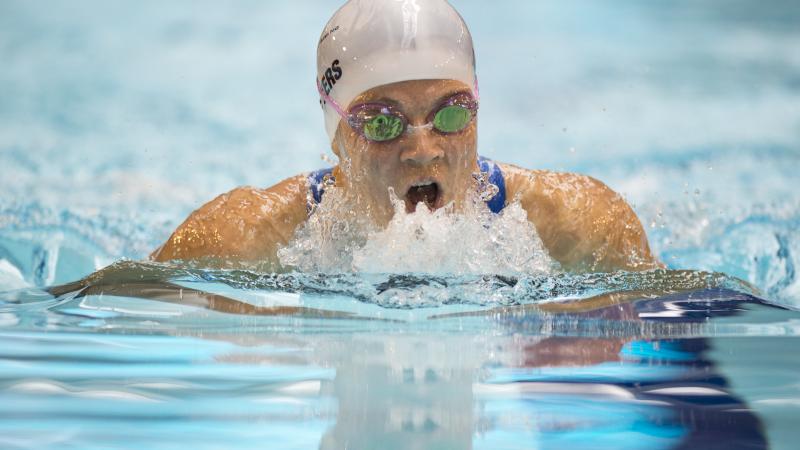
[2,269,799,449]
[1,0,799,449]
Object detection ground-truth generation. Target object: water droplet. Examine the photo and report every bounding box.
[471,171,487,185]
[320,153,336,165]
[479,183,500,201]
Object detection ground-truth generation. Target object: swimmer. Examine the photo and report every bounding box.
[151,0,660,273]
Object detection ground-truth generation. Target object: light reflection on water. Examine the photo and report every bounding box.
[1,267,799,449]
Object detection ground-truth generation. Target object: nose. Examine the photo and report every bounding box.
[399,126,445,166]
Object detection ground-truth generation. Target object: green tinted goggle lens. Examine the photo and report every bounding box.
[363,114,404,142]
[358,104,473,142]
[433,105,472,133]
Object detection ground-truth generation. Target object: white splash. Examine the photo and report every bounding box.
[278,187,558,276]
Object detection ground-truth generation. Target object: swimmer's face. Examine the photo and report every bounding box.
[333,79,478,224]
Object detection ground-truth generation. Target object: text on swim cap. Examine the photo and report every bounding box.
[319,25,340,45]
[321,59,343,96]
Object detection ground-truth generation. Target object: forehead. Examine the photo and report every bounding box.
[349,79,472,112]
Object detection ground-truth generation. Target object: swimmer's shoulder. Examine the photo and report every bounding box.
[497,162,659,271]
[151,173,310,264]
[499,162,611,208]
[498,161,610,237]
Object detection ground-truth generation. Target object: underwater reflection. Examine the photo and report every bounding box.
[313,335,633,450]
[28,269,782,449]
[265,333,763,450]
[304,290,768,449]
[315,334,477,450]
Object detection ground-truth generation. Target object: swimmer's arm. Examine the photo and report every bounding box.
[150,174,309,269]
[503,165,661,272]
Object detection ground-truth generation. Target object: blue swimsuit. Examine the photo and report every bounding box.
[307,156,507,213]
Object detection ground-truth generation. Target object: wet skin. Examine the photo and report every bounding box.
[330,79,479,223]
[152,79,660,272]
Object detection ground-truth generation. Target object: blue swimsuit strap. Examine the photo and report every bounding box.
[477,156,507,214]
[308,167,333,206]
[307,155,507,213]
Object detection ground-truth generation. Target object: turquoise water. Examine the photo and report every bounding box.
[1,0,800,448]
[2,269,799,449]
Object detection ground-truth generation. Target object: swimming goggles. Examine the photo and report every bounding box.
[319,84,479,142]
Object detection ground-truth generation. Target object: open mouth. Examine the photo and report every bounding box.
[405,182,440,213]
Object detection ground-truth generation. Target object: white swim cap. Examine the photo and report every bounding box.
[317,0,477,142]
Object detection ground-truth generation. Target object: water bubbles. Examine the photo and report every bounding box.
[279,185,377,273]
[471,171,487,185]
[479,183,500,202]
[278,185,557,277]
[305,191,318,216]
[353,188,556,276]
[472,170,500,202]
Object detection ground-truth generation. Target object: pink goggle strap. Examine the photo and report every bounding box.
[317,79,348,120]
